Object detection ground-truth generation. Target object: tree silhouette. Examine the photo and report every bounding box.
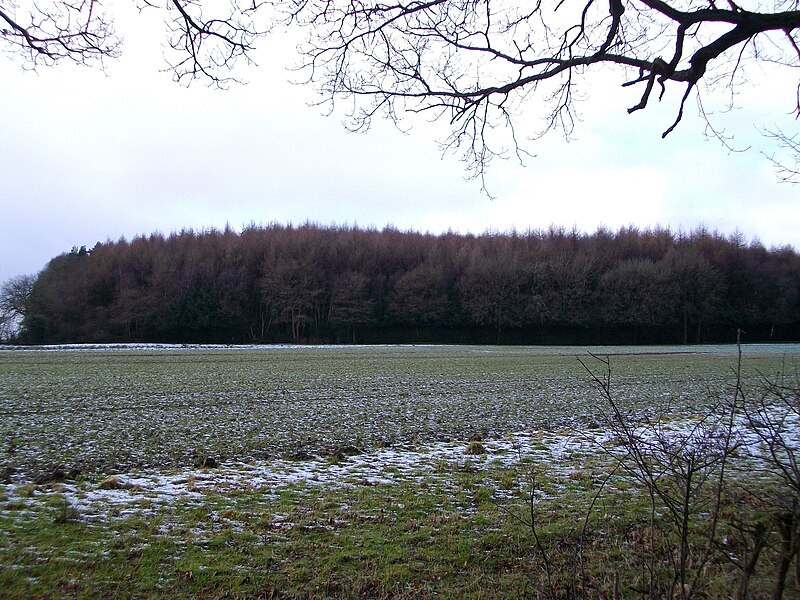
[9,224,800,344]
[0,274,34,340]
[283,0,800,179]
[1,0,262,86]
[3,0,798,175]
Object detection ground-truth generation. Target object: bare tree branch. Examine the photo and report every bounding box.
[1,0,267,85]
[3,0,800,182]
[278,0,800,181]
[0,0,121,66]
[763,127,800,183]
[160,0,266,87]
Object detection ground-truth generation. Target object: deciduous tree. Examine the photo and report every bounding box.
[3,0,798,176]
[1,0,262,86]
[14,224,800,344]
[0,274,34,340]
[329,270,375,342]
[282,0,800,180]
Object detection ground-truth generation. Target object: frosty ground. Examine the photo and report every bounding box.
[1,344,798,598]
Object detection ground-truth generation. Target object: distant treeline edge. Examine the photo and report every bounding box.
[14,223,800,345]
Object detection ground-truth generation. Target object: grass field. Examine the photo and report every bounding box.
[1,343,799,598]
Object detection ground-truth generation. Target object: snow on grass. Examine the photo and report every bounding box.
[7,344,787,483]
[2,428,610,522]
[8,407,792,522]
[1,344,797,532]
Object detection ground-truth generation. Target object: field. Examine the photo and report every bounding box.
[1,343,799,598]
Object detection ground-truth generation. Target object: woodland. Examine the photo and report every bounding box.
[9,223,800,345]
[4,1,800,346]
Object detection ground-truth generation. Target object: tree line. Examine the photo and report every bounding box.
[5,223,799,345]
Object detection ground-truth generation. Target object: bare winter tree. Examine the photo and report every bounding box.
[0,0,263,86]
[0,274,34,341]
[3,0,800,171]
[764,128,800,183]
[0,0,121,66]
[281,0,800,179]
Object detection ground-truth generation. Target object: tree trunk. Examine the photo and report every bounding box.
[682,312,688,345]
[773,513,795,600]
[736,527,768,600]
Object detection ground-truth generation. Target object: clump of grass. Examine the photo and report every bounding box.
[0,466,15,485]
[434,459,451,473]
[35,467,67,484]
[51,495,81,524]
[18,483,38,497]
[98,476,140,491]
[473,485,493,504]
[288,449,314,461]
[6,437,20,453]
[465,440,487,455]
[194,456,219,469]
[498,469,517,491]
[327,444,363,463]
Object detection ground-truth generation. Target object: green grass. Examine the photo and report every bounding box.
[1,343,794,480]
[1,343,798,598]
[0,458,602,599]
[1,452,798,598]
[3,463,786,599]
[0,469,503,597]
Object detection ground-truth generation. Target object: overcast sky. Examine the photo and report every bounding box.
[1,6,798,285]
